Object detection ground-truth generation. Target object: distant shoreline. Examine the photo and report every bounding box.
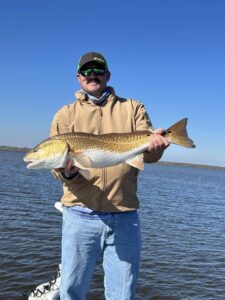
[0,146,30,152]
[158,161,225,171]
[0,146,224,171]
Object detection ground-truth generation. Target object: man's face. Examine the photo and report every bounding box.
[77,62,110,98]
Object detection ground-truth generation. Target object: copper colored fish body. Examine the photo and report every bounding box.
[23,118,195,175]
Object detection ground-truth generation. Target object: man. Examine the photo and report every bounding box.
[50,52,169,300]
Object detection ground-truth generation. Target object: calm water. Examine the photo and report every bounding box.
[0,150,225,300]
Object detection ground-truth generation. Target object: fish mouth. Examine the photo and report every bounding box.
[23,148,69,170]
[23,156,40,169]
[24,158,39,169]
[25,159,51,170]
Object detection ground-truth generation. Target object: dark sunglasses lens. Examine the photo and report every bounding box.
[93,68,105,75]
[80,68,92,76]
[80,68,106,76]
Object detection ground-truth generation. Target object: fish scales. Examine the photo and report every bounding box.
[51,131,150,153]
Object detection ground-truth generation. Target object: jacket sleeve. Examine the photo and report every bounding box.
[133,101,161,163]
[49,106,80,185]
[50,105,70,137]
[133,101,154,132]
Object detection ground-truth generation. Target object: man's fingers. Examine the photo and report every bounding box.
[54,159,78,173]
[149,134,160,151]
[64,160,75,173]
[153,128,165,135]
[148,133,170,152]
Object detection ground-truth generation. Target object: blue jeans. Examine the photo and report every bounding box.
[60,206,141,300]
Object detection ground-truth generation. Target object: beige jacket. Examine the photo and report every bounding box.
[50,87,154,212]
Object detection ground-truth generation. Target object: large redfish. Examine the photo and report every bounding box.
[23,118,195,178]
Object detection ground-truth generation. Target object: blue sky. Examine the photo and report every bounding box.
[0,0,224,166]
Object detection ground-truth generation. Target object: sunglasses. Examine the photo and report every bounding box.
[79,67,106,77]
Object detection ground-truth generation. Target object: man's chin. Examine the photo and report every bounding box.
[87,87,102,95]
[88,83,100,89]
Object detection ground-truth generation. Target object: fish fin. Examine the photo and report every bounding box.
[69,151,92,169]
[78,169,92,181]
[165,118,196,148]
[69,152,92,180]
[126,153,144,170]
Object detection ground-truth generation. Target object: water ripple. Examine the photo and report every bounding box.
[0,151,225,299]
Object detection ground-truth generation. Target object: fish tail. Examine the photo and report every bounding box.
[165,118,195,148]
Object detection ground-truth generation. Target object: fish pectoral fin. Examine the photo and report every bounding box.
[126,154,144,170]
[69,151,92,169]
[69,152,92,180]
[78,169,92,181]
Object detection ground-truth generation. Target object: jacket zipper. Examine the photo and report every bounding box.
[98,106,106,211]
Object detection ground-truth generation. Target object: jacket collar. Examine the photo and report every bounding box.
[75,86,116,104]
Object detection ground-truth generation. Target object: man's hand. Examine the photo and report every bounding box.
[148,128,170,153]
[55,159,79,174]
